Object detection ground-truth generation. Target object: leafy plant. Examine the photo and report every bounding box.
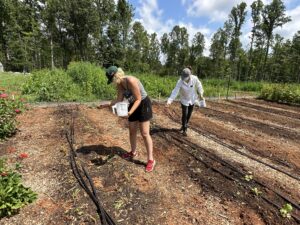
[251,187,262,196]
[259,84,300,104]
[0,93,24,139]
[280,203,293,218]
[0,158,37,218]
[244,174,253,182]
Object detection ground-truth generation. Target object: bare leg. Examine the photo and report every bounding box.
[129,121,138,153]
[139,121,154,161]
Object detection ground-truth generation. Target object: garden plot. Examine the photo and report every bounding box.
[0,99,299,225]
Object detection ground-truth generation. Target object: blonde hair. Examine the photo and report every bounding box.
[112,68,125,85]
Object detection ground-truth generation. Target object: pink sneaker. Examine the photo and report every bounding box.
[145,160,156,172]
[122,151,137,159]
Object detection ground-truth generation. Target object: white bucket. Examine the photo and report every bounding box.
[112,102,129,117]
[199,99,206,108]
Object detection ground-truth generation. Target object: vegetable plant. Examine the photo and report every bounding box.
[0,158,37,218]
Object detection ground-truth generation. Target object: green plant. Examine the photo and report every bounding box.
[280,203,293,218]
[0,93,24,139]
[22,69,81,102]
[244,174,253,182]
[251,187,262,196]
[0,158,37,218]
[259,84,300,104]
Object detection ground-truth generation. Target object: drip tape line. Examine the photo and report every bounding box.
[65,112,116,225]
[156,128,300,223]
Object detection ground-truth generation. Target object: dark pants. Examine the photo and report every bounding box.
[181,104,194,131]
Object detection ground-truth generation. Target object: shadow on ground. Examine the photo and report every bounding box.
[76,144,146,166]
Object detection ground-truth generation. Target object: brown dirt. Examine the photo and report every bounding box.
[0,99,299,225]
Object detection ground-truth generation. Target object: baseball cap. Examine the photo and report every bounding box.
[105,66,118,84]
[181,68,191,80]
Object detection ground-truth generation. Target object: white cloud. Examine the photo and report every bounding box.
[135,0,213,56]
[182,0,274,22]
[274,5,300,40]
[135,0,166,35]
[134,0,299,57]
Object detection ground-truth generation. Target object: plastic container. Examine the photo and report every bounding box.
[112,102,129,117]
[199,99,206,108]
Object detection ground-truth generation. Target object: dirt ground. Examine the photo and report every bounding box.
[0,98,299,225]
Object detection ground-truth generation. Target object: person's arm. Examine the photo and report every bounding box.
[110,85,124,106]
[127,77,142,116]
[195,77,204,99]
[167,79,182,104]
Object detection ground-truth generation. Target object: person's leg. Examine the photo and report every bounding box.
[186,104,194,125]
[129,121,138,154]
[181,104,188,131]
[139,121,154,161]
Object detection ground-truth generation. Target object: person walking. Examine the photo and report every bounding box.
[106,66,156,172]
[166,67,204,136]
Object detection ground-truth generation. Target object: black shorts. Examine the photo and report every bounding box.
[128,96,152,122]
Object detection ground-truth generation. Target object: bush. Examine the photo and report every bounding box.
[0,93,24,139]
[259,84,300,104]
[67,61,115,99]
[0,158,37,218]
[22,69,81,102]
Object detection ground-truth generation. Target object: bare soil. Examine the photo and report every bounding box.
[0,99,299,225]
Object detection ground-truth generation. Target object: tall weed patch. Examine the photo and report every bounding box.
[0,93,24,139]
[259,84,300,104]
[0,158,37,218]
[67,62,116,99]
[22,69,79,101]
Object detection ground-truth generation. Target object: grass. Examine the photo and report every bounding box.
[1,64,267,103]
[0,72,35,101]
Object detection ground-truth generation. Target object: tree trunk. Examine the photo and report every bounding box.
[262,38,270,81]
[51,35,55,70]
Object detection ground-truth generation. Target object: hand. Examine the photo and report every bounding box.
[97,104,109,109]
[123,111,132,119]
[166,100,171,107]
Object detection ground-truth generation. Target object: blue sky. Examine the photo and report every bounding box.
[127,0,300,56]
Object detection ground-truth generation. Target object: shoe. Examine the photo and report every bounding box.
[182,131,187,137]
[122,151,137,159]
[145,160,156,172]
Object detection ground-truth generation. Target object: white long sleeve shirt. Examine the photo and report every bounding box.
[167,75,204,106]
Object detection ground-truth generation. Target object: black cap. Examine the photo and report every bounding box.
[105,66,118,84]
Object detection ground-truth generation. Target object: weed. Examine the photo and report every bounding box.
[251,187,262,196]
[280,203,293,218]
[244,173,253,182]
[0,158,37,218]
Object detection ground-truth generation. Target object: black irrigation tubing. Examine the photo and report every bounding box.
[65,111,116,225]
[162,109,300,210]
[191,125,300,181]
[164,107,300,182]
[156,130,300,223]
[226,100,300,120]
[203,107,300,141]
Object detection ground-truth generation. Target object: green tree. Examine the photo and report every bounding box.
[127,21,150,72]
[247,0,264,80]
[228,2,247,80]
[190,32,205,76]
[290,31,300,82]
[261,0,291,80]
[93,0,115,65]
[161,25,189,75]
[148,33,161,73]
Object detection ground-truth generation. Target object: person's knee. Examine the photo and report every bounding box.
[140,131,150,139]
[129,127,137,136]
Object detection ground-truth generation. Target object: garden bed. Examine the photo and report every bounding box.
[0,99,299,225]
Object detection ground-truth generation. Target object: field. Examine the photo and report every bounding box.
[0,98,299,225]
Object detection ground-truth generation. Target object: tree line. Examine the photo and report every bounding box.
[0,0,299,82]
